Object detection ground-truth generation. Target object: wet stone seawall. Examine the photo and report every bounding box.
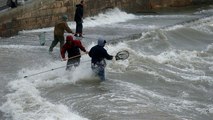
[0,0,212,37]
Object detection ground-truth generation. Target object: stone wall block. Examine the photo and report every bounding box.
[0,30,6,37]
[3,29,18,37]
[64,0,74,6]
[5,22,13,29]
[44,16,52,24]
[51,15,60,22]
[52,7,68,14]
[40,4,49,10]
[36,18,44,26]
[51,1,64,8]
[67,6,74,14]
[19,12,32,19]
[28,18,37,26]
[11,21,20,29]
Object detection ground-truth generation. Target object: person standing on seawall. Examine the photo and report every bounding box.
[49,15,74,52]
[7,0,17,8]
[89,38,113,81]
[74,0,84,37]
[61,35,88,70]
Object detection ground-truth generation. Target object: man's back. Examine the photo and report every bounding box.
[54,21,72,36]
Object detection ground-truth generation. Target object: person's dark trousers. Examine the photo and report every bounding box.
[75,22,83,36]
[66,57,80,70]
[49,35,64,52]
[91,64,105,81]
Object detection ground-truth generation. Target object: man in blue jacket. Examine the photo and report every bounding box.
[89,38,113,81]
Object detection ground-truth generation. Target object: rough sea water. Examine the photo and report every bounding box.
[0,6,213,120]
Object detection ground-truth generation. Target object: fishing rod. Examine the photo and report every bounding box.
[62,52,87,61]
[23,59,91,78]
[23,50,129,78]
[24,53,88,78]
[24,65,65,78]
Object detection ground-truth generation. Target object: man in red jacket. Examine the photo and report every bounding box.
[61,35,88,70]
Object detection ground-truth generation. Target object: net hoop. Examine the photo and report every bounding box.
[115,50,129,60]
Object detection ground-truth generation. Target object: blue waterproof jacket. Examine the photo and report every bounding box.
[89,39,113,64]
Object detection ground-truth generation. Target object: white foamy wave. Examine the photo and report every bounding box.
[165,24,184,31]
[0,79,88,120]
[148,50,199,64]
[141,29,168,41]
[209,66,213,72]
[83,8,136,28]
[20,27,54,34]
[206,43,213,53]
[111,79,210,118]
[0,45,47,49]
[190,16,213,34]
[104,23,157,30]
[87,41,133,73]
[139,49,213,84]
[194,8,213,15]
[0,60,92,120]
[20,56,92,87]
[208,105,213,114]
[163,15,213,32]
[19,8,136,34]
[140,14,195,19]
[106,42,133,73]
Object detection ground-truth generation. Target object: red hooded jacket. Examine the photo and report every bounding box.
[61,35,86,59]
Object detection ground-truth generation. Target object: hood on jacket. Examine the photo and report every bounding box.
[76,1,84,7]
[97,37,106,47]
[62,15,68,21]
[66,35,74,42]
